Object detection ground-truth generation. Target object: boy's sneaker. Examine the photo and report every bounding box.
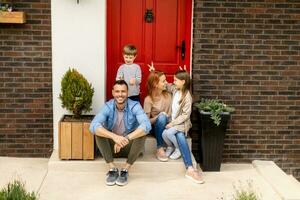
[185,169,204,184]
[165,147,174,157]
[116,169,129,186]
[169,148,181,160]
[106,168,119,186]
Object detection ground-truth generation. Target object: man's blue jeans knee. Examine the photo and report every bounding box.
[176,132,193,168]
[153,113,168,148]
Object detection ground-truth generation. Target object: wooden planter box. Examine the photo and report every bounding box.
[0,11,26,24]
[59,115,95,160]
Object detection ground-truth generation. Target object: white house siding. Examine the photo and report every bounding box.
[51,0,106,149]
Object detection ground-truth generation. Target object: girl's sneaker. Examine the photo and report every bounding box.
[169,148,181,160]
[165,147,174,157]
[185,169,204,184]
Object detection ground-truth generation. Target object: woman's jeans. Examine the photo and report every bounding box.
[176,132,193,168]
[153,113,168,148]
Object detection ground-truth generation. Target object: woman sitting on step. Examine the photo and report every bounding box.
[143,70,172,162]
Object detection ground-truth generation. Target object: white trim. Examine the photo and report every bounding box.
[51,0,106,149]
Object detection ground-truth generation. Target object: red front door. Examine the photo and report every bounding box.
[107,0,192,101]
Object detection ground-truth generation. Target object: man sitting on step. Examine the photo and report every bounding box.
[90,80,151,186]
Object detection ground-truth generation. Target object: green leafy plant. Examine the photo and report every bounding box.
[218,180,261,200]
[195,99,235,126]
[232,181,261,200]
[0,3,12,12]
[0,179,39,200]
[59,68,94,119]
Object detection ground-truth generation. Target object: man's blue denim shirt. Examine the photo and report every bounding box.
[89,99,151,135]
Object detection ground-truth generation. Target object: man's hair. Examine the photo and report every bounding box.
[123,44,137,56]
[113,80,128,89]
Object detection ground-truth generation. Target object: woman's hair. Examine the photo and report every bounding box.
[147,71,168,100]
[175,70,191,104]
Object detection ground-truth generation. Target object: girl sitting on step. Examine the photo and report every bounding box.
[148,63,204,184]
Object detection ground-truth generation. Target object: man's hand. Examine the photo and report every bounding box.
[129,78,136,85]
[165,123,172,129]
[112,135,129,147]
[114,143,122,153]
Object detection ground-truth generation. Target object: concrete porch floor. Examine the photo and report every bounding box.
[1,152,300,200]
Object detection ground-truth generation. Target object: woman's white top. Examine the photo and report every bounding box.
[171,90,181,120]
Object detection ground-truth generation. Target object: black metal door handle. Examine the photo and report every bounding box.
[176,40,185,60]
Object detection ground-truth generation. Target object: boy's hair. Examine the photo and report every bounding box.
[146,71,168,100]
[113,80,128,90]
[123,44,137,56]
[175,70,191,104]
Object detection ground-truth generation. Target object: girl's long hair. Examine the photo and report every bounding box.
[147,71,168,100]
[175,70,191,104]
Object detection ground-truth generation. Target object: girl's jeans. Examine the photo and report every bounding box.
[162,127,179,148]
[176,132,193,168]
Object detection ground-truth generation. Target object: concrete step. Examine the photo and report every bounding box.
[49,149,197,174]
[144,135,192,154]
[253,160,300,200]
[288,175,300,189]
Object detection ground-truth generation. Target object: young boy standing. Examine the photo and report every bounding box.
[116,44,141,102]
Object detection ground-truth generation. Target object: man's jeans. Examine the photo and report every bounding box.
[176,132,193,168]
[153,114,168,148]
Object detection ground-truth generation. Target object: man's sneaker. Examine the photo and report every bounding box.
[169,148,181,160]
[106,168,119,186]
[165,146,174,157]
[185,169,204,184]
[116,169,128,186]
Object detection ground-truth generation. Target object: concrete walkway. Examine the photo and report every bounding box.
[1,154,300,200]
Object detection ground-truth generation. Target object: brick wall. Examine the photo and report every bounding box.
[0,1,53,157]
[191,0,300,180]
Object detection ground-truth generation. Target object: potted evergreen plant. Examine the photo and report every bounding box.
[194,99,235,171]
[59,68,95,160]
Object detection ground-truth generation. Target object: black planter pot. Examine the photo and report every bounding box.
[199,111,230,171]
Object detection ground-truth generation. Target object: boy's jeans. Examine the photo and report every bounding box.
[176,132,193,168]
[153,113,168,148]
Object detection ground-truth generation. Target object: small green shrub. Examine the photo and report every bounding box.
[232,180,261,200]
[59,68,94,119]
[218,180,261,200]
[0,180,38,200]
[194,99,235,126]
